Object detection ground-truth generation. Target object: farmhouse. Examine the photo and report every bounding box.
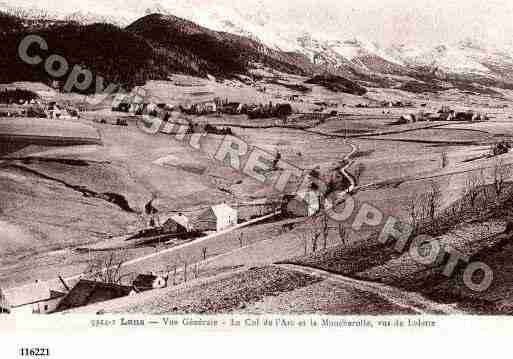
[194,204,238,232]
[132,274,168,293]
[190,101,217,115]
[162,213,192,233]
[284,190,321,217]
[0,88,39,104]
[55,279,132,312]
[0,281,66,314]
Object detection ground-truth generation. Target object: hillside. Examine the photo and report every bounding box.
[0,10,22,33]
[0,22,180,91]
[304,74,367,95]
[125,14,314,78]
[0,13,315,93]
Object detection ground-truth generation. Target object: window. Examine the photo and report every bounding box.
[44,305,48,311]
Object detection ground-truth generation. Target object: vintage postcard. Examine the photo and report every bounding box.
[0,0,512,357]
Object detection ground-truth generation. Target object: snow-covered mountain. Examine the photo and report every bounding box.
[2,0,513,87]
[386,39,513,82]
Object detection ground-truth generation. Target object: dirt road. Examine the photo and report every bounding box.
[275,263,464,315]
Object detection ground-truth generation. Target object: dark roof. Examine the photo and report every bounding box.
[49,290,66,300]
[55,279,132,312]
[132,274,158,291]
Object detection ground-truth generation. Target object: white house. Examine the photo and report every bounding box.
[295,190,321,217]
[194,204,238,232]
[0,281,66,314]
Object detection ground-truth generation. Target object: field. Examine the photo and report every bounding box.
[3,75,513,315]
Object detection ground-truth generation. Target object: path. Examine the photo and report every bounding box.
[275,263,464,315]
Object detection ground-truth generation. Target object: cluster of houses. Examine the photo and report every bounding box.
[0,188,322,314]
[0,272,171,314]
[142,190,321,238]
[381,100,415,108]
[0,88,40,105]
[0,88,80,120]
[397,107,489,124]
[141,203,240,240]
[112,96,293,120]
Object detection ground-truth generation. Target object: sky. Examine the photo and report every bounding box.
[8,0,513,48]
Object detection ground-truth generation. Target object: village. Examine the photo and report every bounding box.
[2,80,511,314]
[0,84,334,314]
[2,64,513,316]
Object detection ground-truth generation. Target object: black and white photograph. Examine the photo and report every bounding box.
[1,0,513,356]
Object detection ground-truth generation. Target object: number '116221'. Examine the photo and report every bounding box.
[20,348,50,357]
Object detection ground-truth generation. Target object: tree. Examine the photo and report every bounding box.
[352,163,366,183]
[463,171,487,210]
[493,158,510,197]
[338,224,347,244]
[272,151,281,170]
[426,181,442,224]
[84,251,127,284]
[193,263,200,279]
[407,196,424,235]
[312,231,320,253]
[441,151,448,168]
[166,265,178,286]
[322,214,330,250]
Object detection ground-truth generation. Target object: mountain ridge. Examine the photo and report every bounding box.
[2,3,513,96]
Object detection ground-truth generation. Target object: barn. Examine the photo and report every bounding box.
[193,204,238,232]
[55,280,132,312]
[162,213,192,233]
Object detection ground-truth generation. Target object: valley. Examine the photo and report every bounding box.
[2,4,513,316]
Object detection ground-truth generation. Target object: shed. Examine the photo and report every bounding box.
[194,204,238,232]
[132,274,167,292]
[55,280,132,312]
[1,281,66,314]
[162,213,192,233]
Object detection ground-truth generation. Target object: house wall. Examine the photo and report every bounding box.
[216,211,237,232]
[194,209,217,232]
[10,297,62,315]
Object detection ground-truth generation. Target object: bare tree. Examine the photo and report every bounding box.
[441,151,448,168]
[193,263,200,279]
[338,224,347,244]
[84,251,127,284]
[426,181,442,224]
[238,232,244,248]
[321,214,329,250]
[407,196,424,235]
[297,226,312,256]
[312,231,320,253]
[352,163,366,183]
[493,158,510,197]
[463,172,483,209]
[166,264,177,286]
